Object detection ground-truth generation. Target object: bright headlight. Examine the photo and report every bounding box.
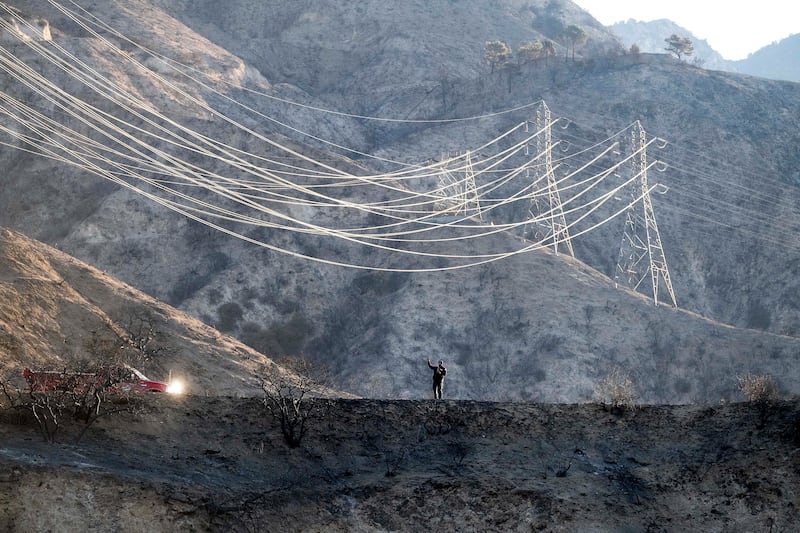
[167,379,185,395]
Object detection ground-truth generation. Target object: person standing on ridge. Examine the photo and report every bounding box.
[427,358,447,399]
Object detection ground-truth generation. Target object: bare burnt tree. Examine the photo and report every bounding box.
[26,389,68,442]
[596,367,638,415]
[119,309,173,363]
[3,361,145,443]
[737,373,780,428]
[0,366,39,430]
[257,357,331,448]
[69,361,150,443]
[84,309,174,377]
[2,366,73,442]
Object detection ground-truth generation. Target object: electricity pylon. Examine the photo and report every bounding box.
[435,150,482,220]
[524,101,574,256]
[614,121,677,307]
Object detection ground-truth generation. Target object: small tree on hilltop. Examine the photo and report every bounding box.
[562,24,588,61]
[664,34,694,60]
[484,40,512,73]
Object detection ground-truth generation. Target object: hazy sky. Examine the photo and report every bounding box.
[572,0,799,60]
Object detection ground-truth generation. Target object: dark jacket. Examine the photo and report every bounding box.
[428,361,447,382]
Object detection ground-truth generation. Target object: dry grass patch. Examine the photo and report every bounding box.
[596,367,638,414]
[736,373,779,404]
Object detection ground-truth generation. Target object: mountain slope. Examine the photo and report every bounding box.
[156,0,622,118]
[0,227,277,395]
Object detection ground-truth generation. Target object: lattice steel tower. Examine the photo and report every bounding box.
[525,101,574,256]
[614,121,677,307]
[435,150,482,220]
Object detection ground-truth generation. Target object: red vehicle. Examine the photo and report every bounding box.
[23,364,170,394]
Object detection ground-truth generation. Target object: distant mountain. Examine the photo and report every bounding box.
[734,33,800,82]
[611,19,800,83]
[610,19,733,71]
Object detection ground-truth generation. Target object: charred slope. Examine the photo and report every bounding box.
[2,396,799,531]
[156,0,622,116]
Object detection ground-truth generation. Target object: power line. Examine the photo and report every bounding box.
[0,2,675,289]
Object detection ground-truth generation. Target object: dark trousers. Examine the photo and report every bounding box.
[433,380,443,399]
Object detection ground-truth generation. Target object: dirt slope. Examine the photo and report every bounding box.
[0,227,276,395]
